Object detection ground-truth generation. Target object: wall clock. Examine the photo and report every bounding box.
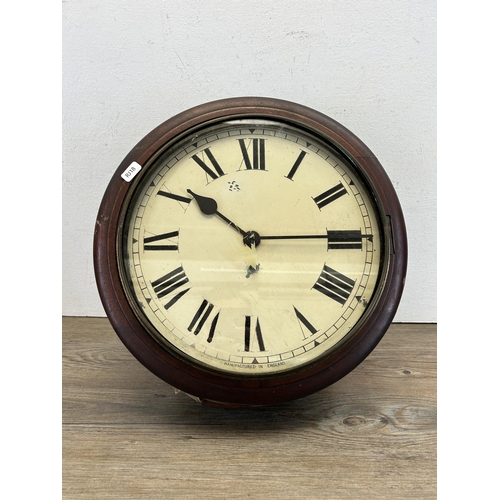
[94,97,407,407]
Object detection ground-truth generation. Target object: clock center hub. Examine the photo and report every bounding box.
[243,230,261,248]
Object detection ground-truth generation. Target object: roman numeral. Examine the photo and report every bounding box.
[143,231,179,251]
[313,264,355,305]
[192,148,225,180]
[286,150,307,180]
[313,183,347,209]
[157,190,192,204]
[327,230,362,250]
[238,138,266,170]
[187,299,220,343]
[293,306,318,337]
[327,230,373,250]
[244,316,265,352]
[151,266,190,310]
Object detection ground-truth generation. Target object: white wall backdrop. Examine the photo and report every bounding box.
[62,0,436,322]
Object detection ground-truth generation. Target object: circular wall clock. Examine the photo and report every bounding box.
[94,97,407,407]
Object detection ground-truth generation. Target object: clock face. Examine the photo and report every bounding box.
[120,118,384,376]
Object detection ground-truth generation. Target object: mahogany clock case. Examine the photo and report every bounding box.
[93,97,407,407]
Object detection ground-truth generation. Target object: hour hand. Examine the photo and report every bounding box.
[187,189,248,240]
[186,189,218,215]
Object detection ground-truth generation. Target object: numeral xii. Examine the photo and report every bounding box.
[239,138,266,170]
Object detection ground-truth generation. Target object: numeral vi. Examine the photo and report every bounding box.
[245,316,265,352]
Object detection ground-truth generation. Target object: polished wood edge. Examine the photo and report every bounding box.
[93,97,408,406]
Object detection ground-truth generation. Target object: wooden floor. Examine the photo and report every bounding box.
[63,317,436,499]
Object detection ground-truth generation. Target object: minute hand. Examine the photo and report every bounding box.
[260,234,328,241]
[260,230,373,249]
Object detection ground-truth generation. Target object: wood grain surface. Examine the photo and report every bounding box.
[63,317,436,499]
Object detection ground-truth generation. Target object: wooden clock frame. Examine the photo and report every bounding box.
[93,97,407,407]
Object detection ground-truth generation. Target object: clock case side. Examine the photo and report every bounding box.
[93,97,408,407]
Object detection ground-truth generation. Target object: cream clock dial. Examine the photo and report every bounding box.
[122,120,381,375]
[95,97,407,407]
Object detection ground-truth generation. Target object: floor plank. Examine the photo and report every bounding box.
[63,317,436,499]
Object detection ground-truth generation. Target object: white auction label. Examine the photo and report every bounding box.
[121,161,142,182]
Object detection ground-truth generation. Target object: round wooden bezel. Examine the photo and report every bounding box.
[94,97,407,407]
